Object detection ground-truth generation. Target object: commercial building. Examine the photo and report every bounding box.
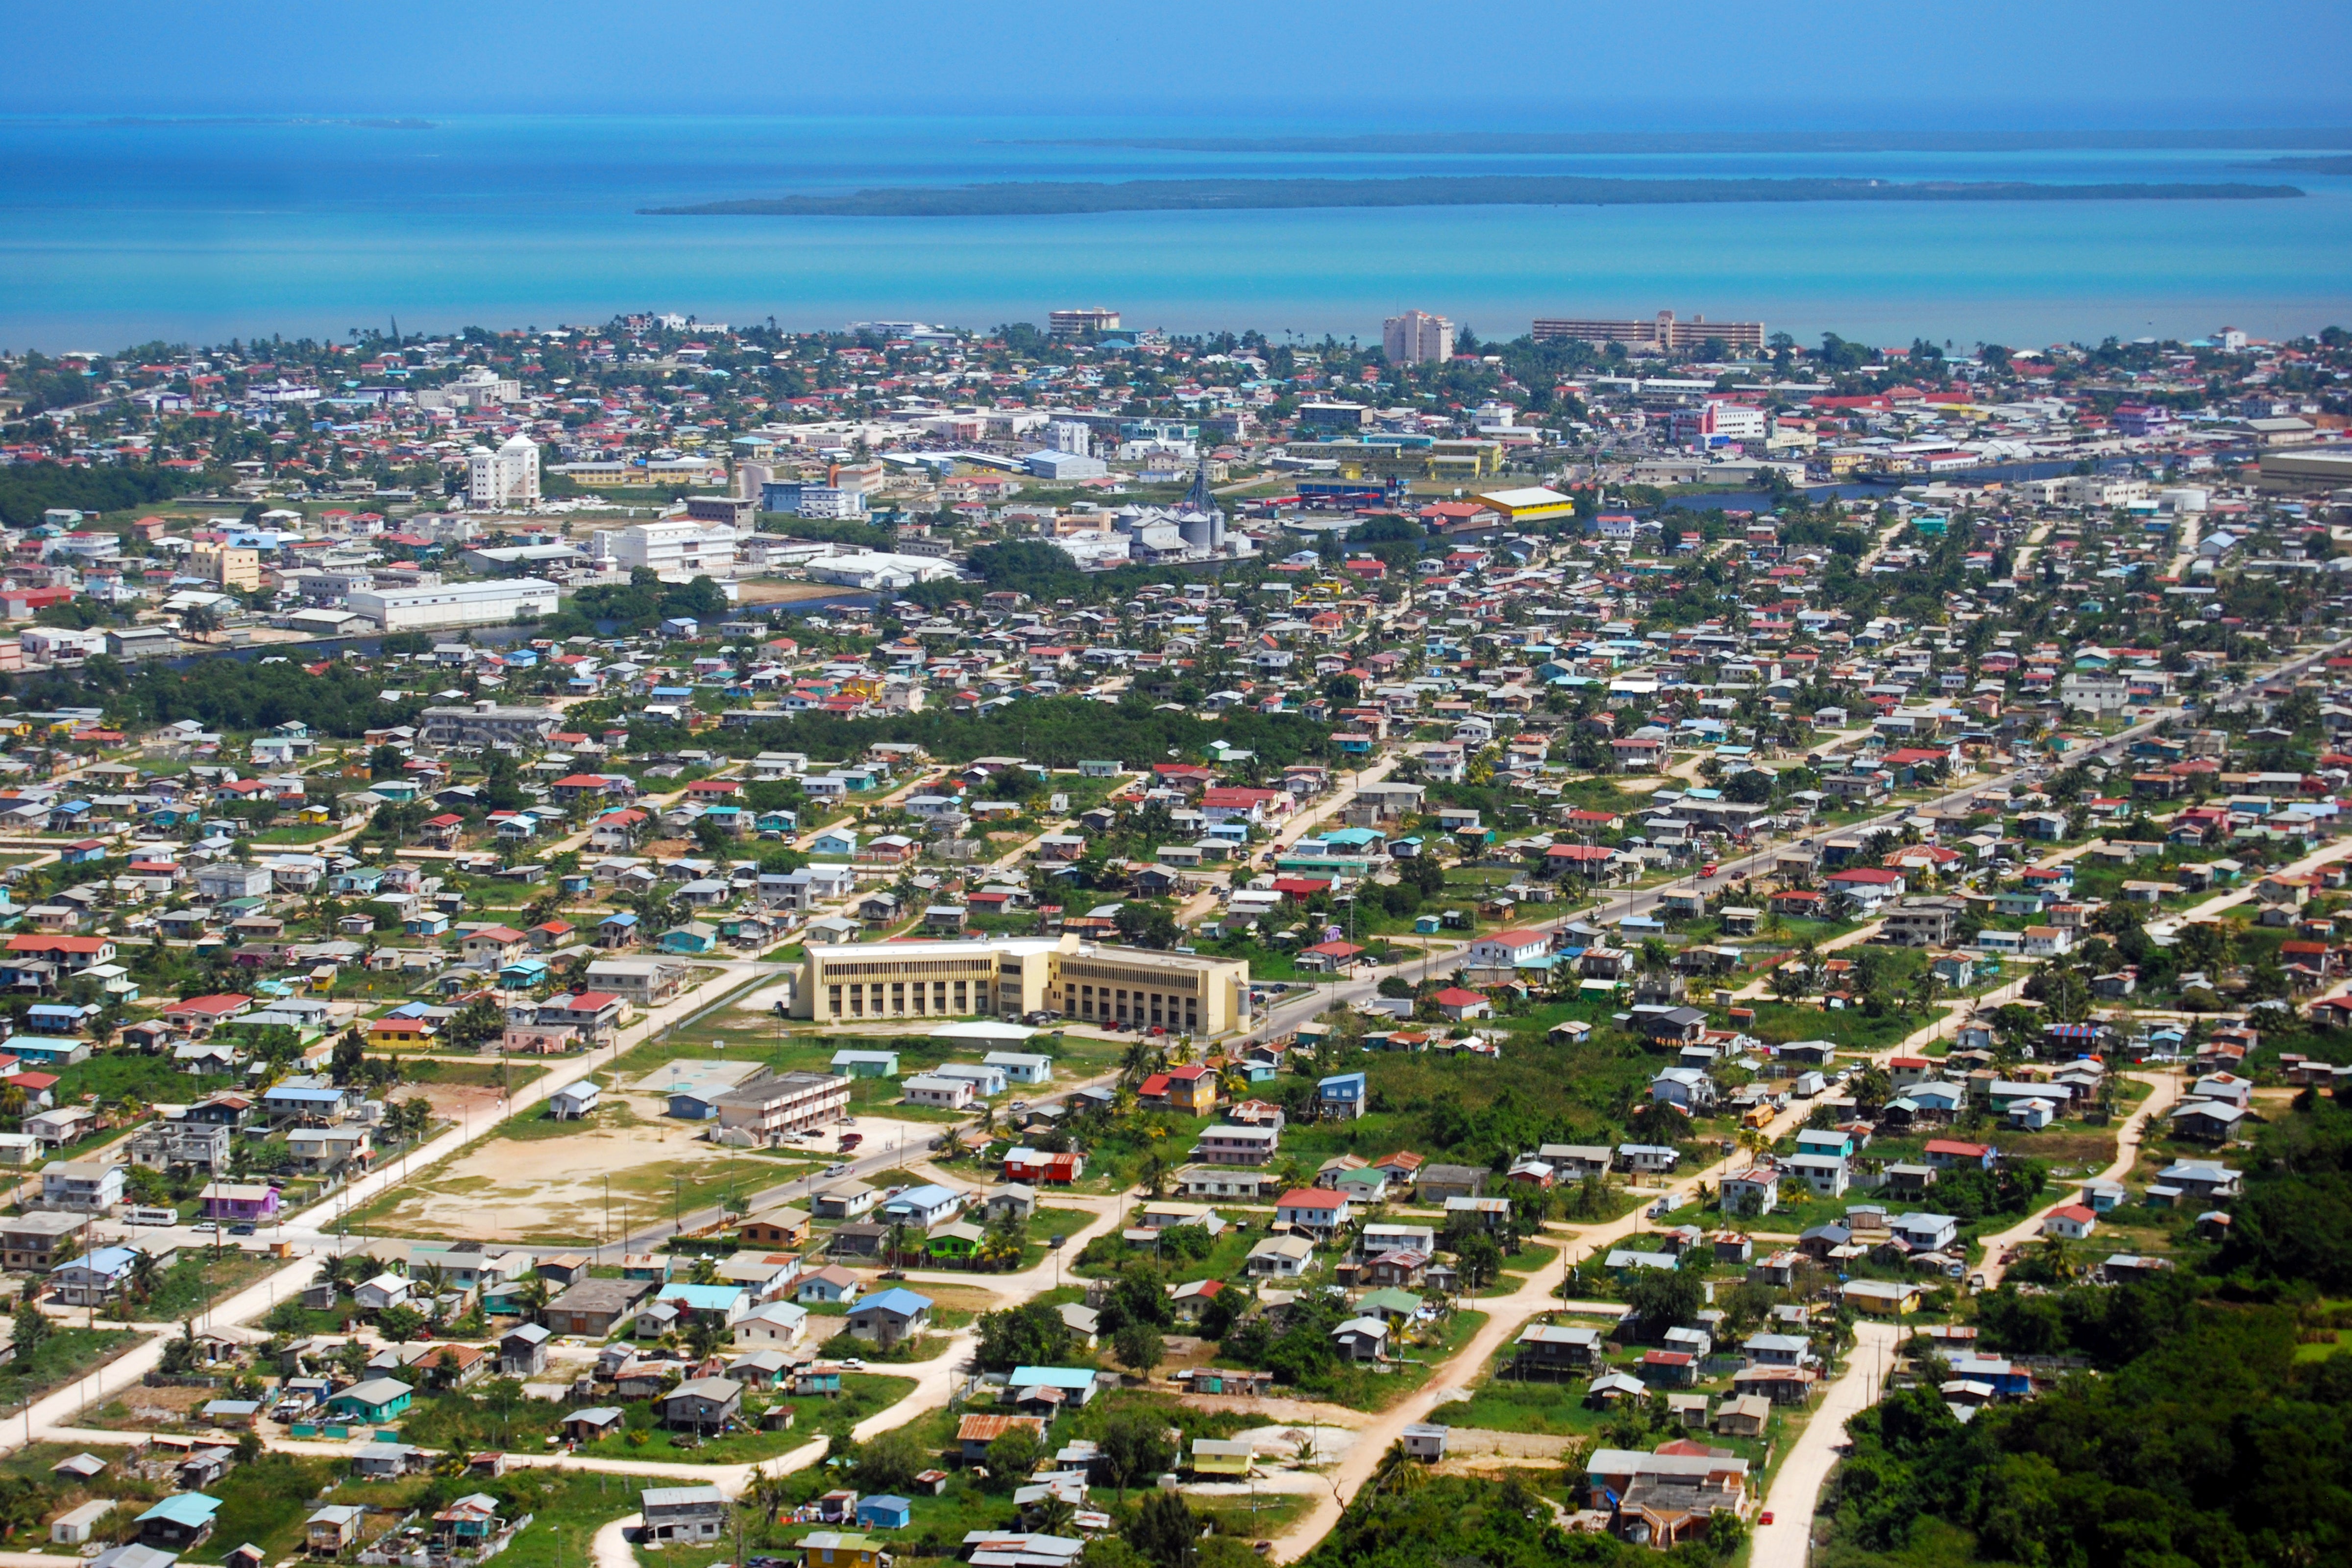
[712,1072,853,1140]
[192,543,261,591]
[347,578,560,632]
[1382,311,1455,365]
[794,932,1249,1035]
[467,435,541,509]
[1472,486,1579,526]
[1050,307,1122,339]
[417,702,565,749]
[1532,310,1765,353]
[587,519,736,580]
[759,483,866,519]
[803,551,963,591]
[2256,448,2352,496]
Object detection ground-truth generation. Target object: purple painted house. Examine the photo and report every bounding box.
[200,1183,280,1221]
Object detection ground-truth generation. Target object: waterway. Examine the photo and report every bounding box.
[4,113,2350,348]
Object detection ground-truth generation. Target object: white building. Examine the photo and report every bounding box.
[804,551,963,590]
[467,435,541,509]
[1382,310,1454,365]
[588,519,737,581]
[347,578,560,632]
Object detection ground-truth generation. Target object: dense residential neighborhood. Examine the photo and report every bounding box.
[0,307,2348,1568]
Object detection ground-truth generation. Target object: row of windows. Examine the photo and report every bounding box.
[819,958,997,981]
[827,979,977,1018]
[1064,981,1199,1029]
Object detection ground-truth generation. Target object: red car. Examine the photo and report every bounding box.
[1760,1513,1774,1527]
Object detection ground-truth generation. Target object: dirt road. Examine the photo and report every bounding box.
[1750,1321,1899,1568]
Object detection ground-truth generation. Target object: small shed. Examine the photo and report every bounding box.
[854,1496,911,1531]
[1400,1423,1448,1461]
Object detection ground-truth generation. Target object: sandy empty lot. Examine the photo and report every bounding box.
[366,1113,776,1244]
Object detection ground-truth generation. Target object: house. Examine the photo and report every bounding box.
[640,1485,730,1544]
[735,1301,809,1347]
[656,1377,744,1432]
[305,1505,366,1556]
[543,1277,654,1337]
[1512,1323,1601,1376]
[499,1324,552,1376]
[1274,1188,1351,1241]
[328,1377,415,1423]
[137,1495,221,1551]
[563,1407,627,1444]
[2043,1204,2099,1241]
[1331,1316,1391,1361]
[1247,1234,1315,1277]
[846,1288,933,1348]
[957,1412,1049,1466]
[880,1184,965,1228]
[798,1265,863,1305]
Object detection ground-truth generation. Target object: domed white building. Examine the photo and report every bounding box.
[466,432,540,509]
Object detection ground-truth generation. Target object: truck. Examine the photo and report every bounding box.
[838,1132,864,1152]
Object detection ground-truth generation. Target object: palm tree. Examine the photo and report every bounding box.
[127,1250,160,1306]
[414,1262,449,1323]
[1026,1496,1078,1537]
[514,1274,550,1324]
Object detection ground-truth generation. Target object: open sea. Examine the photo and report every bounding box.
[2,113,2350,351]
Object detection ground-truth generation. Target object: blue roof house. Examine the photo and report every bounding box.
[137,1494,221,1550]
[855,1497,912,1531]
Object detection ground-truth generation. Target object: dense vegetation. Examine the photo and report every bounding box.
[11,655,419,737]
[0,460,206,526]
[1821,1091,2352,1568]
[675,693,1335,770]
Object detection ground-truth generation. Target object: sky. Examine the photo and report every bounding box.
[13,0,2352,123]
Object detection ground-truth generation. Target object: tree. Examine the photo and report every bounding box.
[1125,1489,1200,1568]
[1451,1230,1502,1290]
[985,1426,1044,1491]
[1624,1265,1706,1333]
[975,1301,1074,1372]
[1112,1322,1165,1379]
[12,1297,49,1359]
[376,1303,425,1343]
[1099,1406,1175,1498]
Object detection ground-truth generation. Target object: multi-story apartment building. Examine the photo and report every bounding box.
[793,933,1249,1035]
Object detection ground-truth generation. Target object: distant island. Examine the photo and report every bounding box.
[2245,154,2352,173]
[1021,128,2352,155]
[646,173,2304,219]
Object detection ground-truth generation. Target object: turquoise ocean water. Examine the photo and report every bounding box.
[1,114,2348,350]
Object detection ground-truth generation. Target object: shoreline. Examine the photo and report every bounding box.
[645,174,2306,219]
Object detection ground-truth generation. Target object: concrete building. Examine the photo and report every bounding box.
[1532,310,1765,352]
[347,579,560,633]
[1382,311,1454,366]
[588,519,736,581]
[192,543,261,591]
[1050,307,1121,339]
[417,701,564,749]
[793,933,1248,1034]
[467,435,541,509]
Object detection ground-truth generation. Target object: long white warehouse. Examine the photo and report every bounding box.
[347,578,561,632]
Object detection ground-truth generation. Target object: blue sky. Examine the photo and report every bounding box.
[14,0,2352,122]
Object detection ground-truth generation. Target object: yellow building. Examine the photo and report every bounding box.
[797,1534,884,1568]
[193,542,261,591]
[795,933,1249,1036]
[1472,486,1578,526]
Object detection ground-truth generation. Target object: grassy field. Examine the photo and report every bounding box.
[394,1057,554,1092]
[137,1249,280,1322]
[0,1329,145,1422]
[1741,1001,1950,1053]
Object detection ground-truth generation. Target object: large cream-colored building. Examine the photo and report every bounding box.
[796,933,1249,1035]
